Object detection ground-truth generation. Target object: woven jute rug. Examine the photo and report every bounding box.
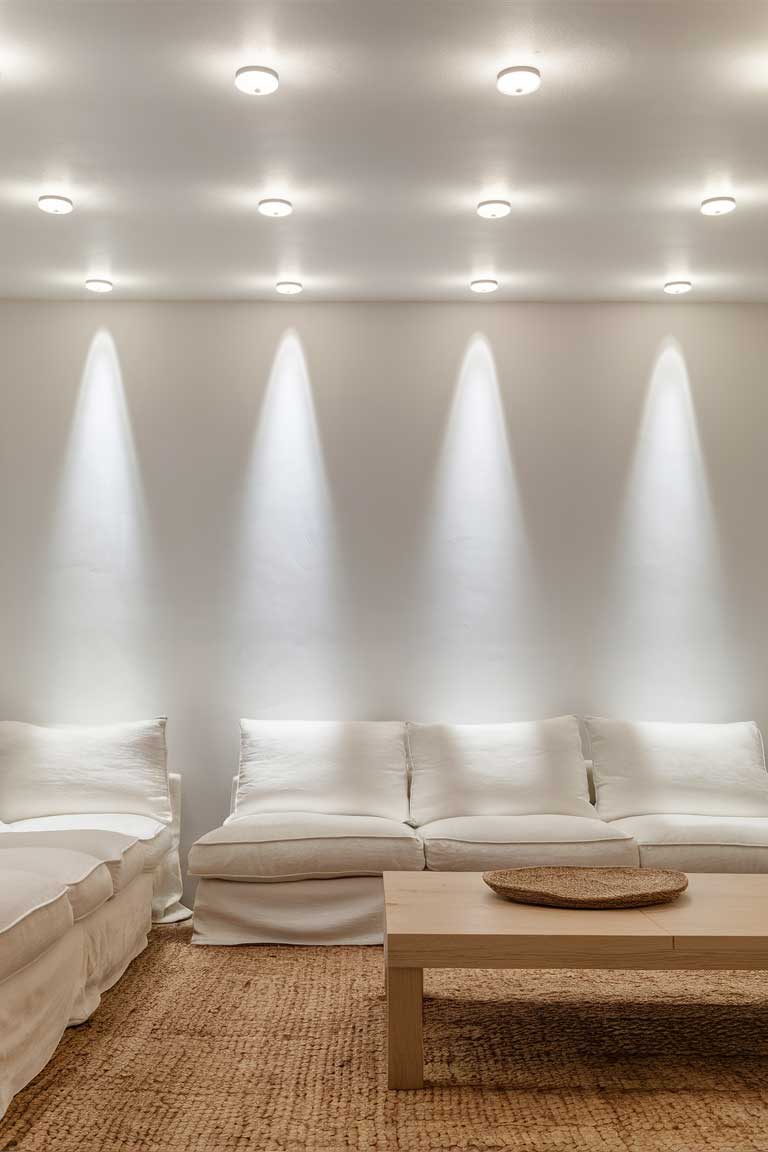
[2,924,768,1152]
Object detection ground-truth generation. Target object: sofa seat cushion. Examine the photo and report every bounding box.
[0,829,144,892]
[0,870,74,983]
[8,815,171,871]
[0,847,113,920]
[419,814,639,871]
[611,814,768,872]
[188,813,425,882]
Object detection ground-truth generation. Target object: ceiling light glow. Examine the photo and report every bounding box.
[496,65,541,95]
[700,195,736,216]
[38,194,73,215]
[275,280,303,294]
[470,278,499,293]
[235,65,279,95]
[663,280,692,295]
[85,278,113,293]
[258,197,293,217]
[477,199,512,219]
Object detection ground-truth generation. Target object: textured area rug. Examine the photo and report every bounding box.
[2,924,768,1152]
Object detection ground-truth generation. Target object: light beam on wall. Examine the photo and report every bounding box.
[42,328,155,715]
[236,330,341,713]
[413,334,540,715]
[597,339,736,716]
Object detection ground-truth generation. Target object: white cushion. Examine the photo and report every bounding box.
[8,814,172,871]
[0,870,73,984]
[0,719,171,824]
[235,720,410,822]
[611,814,768,873]
[419,814,639,871]
[0,847,112,920]
[585,717,768,820]
[0,829,144,892]
[407,717,594,826]
[188,812,425,881]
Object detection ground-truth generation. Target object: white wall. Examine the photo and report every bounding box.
[2,301,768,899]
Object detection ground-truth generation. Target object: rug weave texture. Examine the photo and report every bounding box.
[2,924,768,1152]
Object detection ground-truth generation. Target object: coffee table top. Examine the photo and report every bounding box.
[383,871,768,971]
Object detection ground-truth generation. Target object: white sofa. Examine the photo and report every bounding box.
[0,718,190,924]
[189,715,768,946]
[0,716,196,1118]
[0,829,152,1118]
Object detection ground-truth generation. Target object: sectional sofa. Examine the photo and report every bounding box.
[189,715,768,945]
[0,717,189,1118]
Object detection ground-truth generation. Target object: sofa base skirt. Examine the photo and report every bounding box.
[191,877,385,945]
[70,872,154,1024]
[0,929,83,1120]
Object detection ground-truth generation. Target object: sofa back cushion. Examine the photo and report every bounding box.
[585,717,768,820]
[235,720,410,821]
[0,719,171,824]
[407,716,594,826]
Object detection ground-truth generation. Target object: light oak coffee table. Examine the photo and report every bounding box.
[383,870,768,1089]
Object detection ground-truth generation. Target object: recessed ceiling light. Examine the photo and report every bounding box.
[496,65,541,96]
[663,280,692,295]
[275,280,303,295]
[234,65,279,95]
[38,194,73,215]
[700,195,736,216]
[470,278,499,293]
[258,197,293,217]
[85,278,113,293]
[477,199,511,219]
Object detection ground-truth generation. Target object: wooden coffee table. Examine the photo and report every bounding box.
[383,870,768,1089]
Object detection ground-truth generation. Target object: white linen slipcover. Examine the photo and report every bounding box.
[188,812,424,882]
[235,720,410,822]
[0,924,82,1120]
[192,876,385,945]
[407,716,595,826]
[0,718,171,824]
[0,828,144,892]
[585,717,768,821]
[70,871,153,1023]
[0,847,112,921]
[419,814,639,871]
[0,870,73,985]
[610,814,768,872]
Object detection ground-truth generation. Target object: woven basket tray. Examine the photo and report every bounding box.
[482,866,688,909]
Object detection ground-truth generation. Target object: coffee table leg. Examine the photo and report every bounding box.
[387,966,424,1089]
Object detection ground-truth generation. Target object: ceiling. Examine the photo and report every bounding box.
[1,0,767,301]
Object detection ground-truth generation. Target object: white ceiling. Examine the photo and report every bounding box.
[1,0,767,301]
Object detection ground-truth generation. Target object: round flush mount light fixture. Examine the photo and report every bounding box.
[700,195,736,216]
[470,278,499,293]
[235,65,279,95]
[258,197,293,217]
[275,280,303,294]
[85,277,113,293]
[477,199,511,219]
[38,194,73,215]
[496,65,541,95]
[663,279,693,295]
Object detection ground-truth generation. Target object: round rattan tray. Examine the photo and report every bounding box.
[482,866,688,909]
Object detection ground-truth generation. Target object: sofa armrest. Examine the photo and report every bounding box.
[169,772,182,845]
[230,774,239,817]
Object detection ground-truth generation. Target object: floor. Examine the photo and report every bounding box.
[2,924,768,1151]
